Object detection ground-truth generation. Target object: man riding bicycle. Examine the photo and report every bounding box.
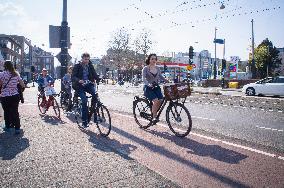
[72,52,100,128]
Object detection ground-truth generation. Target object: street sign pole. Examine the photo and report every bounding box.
[60,0,69,81]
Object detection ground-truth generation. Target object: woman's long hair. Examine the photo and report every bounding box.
[4,60,18,76]
[145,54,157,65]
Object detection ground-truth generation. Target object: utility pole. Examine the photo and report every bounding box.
[214,27,217,79]
[60,0,68,79]
[59,0,70,92]
[251,19,256,79]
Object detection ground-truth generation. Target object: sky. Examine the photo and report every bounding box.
[0,0,283,66]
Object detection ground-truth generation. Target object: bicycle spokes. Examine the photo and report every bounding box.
[166,103,192,137]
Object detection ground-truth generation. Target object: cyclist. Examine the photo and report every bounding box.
[72,52,100,128]
[37,68,54,96]
[142,54,168,124]
[62,66,73,111]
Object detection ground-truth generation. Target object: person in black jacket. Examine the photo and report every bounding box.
[72,52,100,128]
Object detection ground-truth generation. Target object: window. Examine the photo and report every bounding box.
[274,77,284,83]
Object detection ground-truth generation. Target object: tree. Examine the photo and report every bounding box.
[133,28,153,61]
[249,38,282,78]
[108,28,131,70]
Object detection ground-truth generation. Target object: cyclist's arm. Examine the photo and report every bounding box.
[142,67,150,86]
[158,69,169,83]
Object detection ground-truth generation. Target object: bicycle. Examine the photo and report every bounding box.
[38,86,61,118]
[133,82,192,137]
[72,82,111,137]
[59,84,72,112]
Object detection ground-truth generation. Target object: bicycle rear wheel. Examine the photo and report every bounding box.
[38,95,46,114]
[133,98,152,129]
[52,98,61,118]
[74,99,83,126]
[95,105,111,137]
[166,102,192,137]
[60,91,69,111]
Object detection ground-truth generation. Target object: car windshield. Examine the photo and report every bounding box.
[256,77,273,84]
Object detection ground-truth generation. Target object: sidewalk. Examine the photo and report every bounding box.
[0,104,180,187]
[192,86,243,96]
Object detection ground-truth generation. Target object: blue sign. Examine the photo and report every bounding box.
[214,39,224,44]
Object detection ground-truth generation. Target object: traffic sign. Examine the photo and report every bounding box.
[186,65,193,71]
[56,52,72,63]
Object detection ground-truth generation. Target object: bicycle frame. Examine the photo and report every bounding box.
[153,96,187,120]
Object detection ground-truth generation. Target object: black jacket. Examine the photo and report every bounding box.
[71,61,99,90]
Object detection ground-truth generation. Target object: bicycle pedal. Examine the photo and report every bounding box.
[140,112,152,121]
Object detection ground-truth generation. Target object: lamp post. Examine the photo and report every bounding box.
[251,19,256,79]
[59,0,70,92]
[214,27,217,79]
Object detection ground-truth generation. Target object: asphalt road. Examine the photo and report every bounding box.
[20,81,284,187]
[89,83,284,152]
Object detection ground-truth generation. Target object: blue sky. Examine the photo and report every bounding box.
[0,0,283,65]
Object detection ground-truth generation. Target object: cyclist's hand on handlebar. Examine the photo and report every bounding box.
[79,80,84,84]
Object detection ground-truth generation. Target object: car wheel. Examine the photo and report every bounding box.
[246,87,255,96]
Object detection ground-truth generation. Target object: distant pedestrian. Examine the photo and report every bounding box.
[0,60,25,134]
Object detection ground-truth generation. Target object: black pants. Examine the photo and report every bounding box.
[1,94,21,129]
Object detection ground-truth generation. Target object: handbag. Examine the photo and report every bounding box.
[17,83,25,103]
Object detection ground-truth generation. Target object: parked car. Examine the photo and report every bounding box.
[242,76,284,96]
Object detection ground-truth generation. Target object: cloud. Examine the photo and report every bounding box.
[0,2,41,41]
[0,2,25,17]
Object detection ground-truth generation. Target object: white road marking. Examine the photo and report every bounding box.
[114,112,283,160]
[256,126,283,132]
[20,103,37,106]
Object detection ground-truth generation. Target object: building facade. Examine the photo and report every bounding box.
[0,34,33,79]
[32,46,55,78]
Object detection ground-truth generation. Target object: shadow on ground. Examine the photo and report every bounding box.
[0,130,29,160]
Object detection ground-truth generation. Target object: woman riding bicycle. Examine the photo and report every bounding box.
[142,54,168,124]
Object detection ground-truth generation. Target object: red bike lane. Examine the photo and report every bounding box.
[95,112,284,188]
[19,103,284,188]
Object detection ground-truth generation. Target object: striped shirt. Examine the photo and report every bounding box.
[0,71,21,97]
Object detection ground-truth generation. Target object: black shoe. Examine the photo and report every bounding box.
[82,122,89,128]
[152,118,159,125]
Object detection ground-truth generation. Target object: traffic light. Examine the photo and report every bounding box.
[163,64,168,73]
[189,46,194,60]
[221,59,226,70]
[31,65,35,73]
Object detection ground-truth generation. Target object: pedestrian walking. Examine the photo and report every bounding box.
[0,60,25,134]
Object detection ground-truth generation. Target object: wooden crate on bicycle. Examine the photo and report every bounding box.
[163,83,191,100]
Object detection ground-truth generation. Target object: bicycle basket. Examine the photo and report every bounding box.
[45,86,56,96]
[163,83,191,100]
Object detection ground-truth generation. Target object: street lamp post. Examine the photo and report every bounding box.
[214,27,217,79]
[59,0,69,91]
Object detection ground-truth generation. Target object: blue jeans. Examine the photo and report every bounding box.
[77,83,97,123]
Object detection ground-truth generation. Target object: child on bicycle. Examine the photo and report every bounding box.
[142,54,168,124]
[37,68,54,96]
[62,66,73,111]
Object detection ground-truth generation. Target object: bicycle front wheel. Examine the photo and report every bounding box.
[133,98,152,129]
[53,98,61,118]
[166,102,192,137]
[38,96,46,114]
[96,105,111,137]
[74,99,83,126]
